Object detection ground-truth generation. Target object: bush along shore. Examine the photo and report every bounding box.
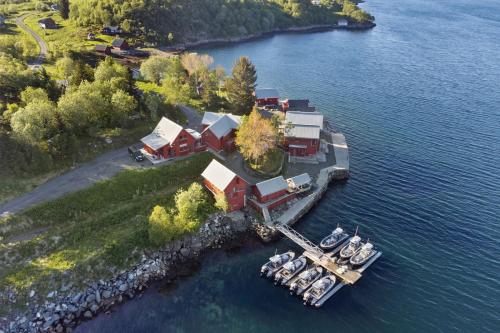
[164,22,376,51]
[0,214,253,333]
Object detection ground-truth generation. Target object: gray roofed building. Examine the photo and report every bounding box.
[285,125,321,139]
[202,112,242,139]
[201,159,237,191]
[141,117,183,150]
[255,88,280,100]
[286,173,312,191]
[255,176,288,197]
[285,111,324,129]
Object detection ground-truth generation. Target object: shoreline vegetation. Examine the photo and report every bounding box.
[165,22,376,51]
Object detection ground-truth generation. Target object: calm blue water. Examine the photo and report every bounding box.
[77,0,500,331]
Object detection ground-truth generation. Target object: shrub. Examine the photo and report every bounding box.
[214,192,229,213]
[148,205,176,246]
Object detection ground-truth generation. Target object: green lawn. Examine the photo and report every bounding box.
[0,152,214,315]
[249,148,285,176]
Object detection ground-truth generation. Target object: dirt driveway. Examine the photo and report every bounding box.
[0,148,150,216]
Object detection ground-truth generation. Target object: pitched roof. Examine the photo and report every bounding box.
[255,88,279,99]
[255,176,288,197]
[201,159,238,191]
[202,112,241,139]
[95,44,110,52]
[38,18,56,25]
[287,173,312,188]
[285,125,321,139]
[287,99,309,109]
[112,38,127,47]
[141,117,183,150]
[285,111,324,129]
[185,128,201,140]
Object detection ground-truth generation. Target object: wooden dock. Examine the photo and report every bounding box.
[303,251,362,285]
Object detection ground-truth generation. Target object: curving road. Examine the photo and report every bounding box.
[15,13,48,66]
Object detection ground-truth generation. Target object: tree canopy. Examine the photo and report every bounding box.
[225,57,257,115]
[236,107,277,163]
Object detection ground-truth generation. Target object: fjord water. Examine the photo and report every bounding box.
[77,0,500,331]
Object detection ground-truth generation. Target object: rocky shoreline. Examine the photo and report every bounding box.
[162,22,376,51]
[0,214,255,333]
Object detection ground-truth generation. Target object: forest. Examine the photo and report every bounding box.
[68,0,374,44]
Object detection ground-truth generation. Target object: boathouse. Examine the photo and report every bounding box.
[253,176,289,203]
[141,117,204,160]
[201,160,249,212]
[283,111,324,156]
[255,88,280,106]
[201,112,241,152]
[282,99,316,113]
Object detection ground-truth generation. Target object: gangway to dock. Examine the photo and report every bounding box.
[274,223,379,285]
[275,224,324,257]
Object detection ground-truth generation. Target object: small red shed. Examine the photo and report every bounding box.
[111,38,129,50]
[201,160,249,212]
[255,88,280,106]
[253,176,289,203]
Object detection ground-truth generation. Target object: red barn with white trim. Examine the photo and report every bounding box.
[201,112,241,152]
[201,160,249,212]
[283,111,324,156]
[141,117,203,159]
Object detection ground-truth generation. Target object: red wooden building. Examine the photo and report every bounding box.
[255,88,280,106]
[141,117,203,159]
[201,112,241,152]
[111,38,129,50]
[201,160,249,212]
[253,176,296,210]
[283,111,324,156]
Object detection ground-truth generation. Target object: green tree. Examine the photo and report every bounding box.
[236,107,276,163]
[59,0,70,19]
[20,87,49,106]
[214,192,229,213]
[174,182,210,231]
[139,56,171,84]
[225,56,257,115]
[111,89,137,123]
[56,56,74,81]
[148,205,176,246]
[11,99,58,142]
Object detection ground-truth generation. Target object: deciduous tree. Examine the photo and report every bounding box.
[236,107,276,163]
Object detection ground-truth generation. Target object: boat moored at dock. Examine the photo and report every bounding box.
[350,242,377,267]
[319,226,349,250]
[274,256,307,286]
[290,266,323,296]
[337,235,362,264]
[303,274,336,307]
[260,251,295,278]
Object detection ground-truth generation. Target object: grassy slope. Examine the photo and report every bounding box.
[249,148,285,176]
[0,152,214,315]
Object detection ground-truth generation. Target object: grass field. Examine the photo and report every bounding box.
[0,152,214,315]
[249,148,285,176]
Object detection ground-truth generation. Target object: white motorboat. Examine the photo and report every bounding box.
[260,251,295,278]
[274,256,307,286]
[350,242,377,267]
[289,266,323,296]
[319,226,349,250]
[337,235,362,264]
[303,274,336,306]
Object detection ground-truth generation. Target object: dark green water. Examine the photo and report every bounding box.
[77,0,500,331]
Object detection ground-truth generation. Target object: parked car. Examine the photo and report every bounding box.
[128,144,145,162]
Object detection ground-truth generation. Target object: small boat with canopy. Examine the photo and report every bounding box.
[260,251,295,278]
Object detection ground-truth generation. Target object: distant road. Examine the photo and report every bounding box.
[15,13,48,66]
[0,106,200,216]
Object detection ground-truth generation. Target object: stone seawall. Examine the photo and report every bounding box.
[1,214,252,333]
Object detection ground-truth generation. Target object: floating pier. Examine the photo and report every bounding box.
[264,224,382,307]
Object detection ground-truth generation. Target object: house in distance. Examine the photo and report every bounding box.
[255,88,280,107]
[38,18,57,29]
[111,38,129,50]
[201,159,249,212]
